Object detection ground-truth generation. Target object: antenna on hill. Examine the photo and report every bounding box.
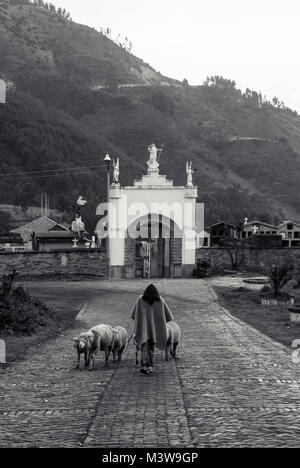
[41,193,49,217]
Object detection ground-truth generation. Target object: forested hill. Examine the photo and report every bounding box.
[0,0,300,231]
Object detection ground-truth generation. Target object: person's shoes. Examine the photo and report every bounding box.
[148,367,153,373]
[140,367,150,375]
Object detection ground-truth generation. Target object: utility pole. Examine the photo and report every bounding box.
[104,153,111,278]
[41,193,49,217]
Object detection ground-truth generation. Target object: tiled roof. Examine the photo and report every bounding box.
[243,220,278,230]
[11,217,69,242]
[279,220,300,229]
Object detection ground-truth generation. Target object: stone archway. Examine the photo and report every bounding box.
[106,145,198,279]
[125,214,182,279]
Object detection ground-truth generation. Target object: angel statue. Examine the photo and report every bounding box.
[113,157,120,184]
[186,162,194,188]
[76,196,87,206]
[75,196,87,217]
[71,216,85,234]
[147,143,160,171]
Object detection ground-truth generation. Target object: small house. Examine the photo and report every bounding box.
[279,220,300,247]
[209,222,235,246]
[11,216,69,249]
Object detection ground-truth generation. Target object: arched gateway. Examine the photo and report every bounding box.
[108,145,198,279]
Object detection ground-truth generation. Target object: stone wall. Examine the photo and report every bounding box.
[196,247,300,274]
[0,246,299,280]
[0,249,107,278]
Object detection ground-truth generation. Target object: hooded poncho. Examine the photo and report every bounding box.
[130,285,174,350]
[142,284,161,305]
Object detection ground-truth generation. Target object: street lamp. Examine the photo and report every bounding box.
[104,153,111,278]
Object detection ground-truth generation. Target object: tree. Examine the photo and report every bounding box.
[219,237,245,270]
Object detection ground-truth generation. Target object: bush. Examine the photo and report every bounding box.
[269,264,294,297]
[0,270,54,335]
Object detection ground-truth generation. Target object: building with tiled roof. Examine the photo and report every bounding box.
[11,216,69,243]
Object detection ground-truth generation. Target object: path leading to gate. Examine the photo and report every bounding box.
[1,279,300,447]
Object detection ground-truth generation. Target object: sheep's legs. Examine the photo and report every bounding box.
[84,350,90,368]
[89,351,98,371]
[117,345,125,362]
[113,349,118,363]
[173,342,179,360]
[105,348,112,367]
[88,354,94,371]
[76,351,81,369]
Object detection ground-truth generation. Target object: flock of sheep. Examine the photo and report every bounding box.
[73,322,181,371]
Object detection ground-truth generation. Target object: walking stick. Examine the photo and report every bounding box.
[124,332,135,353]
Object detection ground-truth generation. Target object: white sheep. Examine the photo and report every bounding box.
[165,322,181,361]
[73,324,115,371]
[134,322,181,364]
[112,326,128,363]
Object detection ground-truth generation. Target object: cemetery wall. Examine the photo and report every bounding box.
[0,247,299,279]
[0,249,107,278]
[196,247,300,273]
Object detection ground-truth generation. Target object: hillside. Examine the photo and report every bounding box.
[0,0,300,232]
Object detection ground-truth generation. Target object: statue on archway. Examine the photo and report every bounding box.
[186,162,194,187]
[112,158,120,184]
[147,143,160,171]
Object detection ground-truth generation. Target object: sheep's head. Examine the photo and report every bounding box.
[73,335,90,352]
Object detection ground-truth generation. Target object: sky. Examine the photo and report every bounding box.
[53,0,300,112]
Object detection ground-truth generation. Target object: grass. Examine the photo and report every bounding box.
[214,285,300,348]
[0,281,92,363]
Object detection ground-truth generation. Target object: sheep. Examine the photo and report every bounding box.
[73,331,91,370]
[112,326,128,363]
[165,321,181,361]
[134,322,181,364]
[73,324,115,371]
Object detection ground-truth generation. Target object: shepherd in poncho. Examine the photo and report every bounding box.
[130,284,174,375]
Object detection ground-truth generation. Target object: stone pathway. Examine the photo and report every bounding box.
[1,279,300,447]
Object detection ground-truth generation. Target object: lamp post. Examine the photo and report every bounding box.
[104,153,111,278]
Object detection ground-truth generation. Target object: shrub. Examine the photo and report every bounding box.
[193,258,212,278]
[269,264,294,297]
[0,270,54,335]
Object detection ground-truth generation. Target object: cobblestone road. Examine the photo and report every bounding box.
[1,279,300,447]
